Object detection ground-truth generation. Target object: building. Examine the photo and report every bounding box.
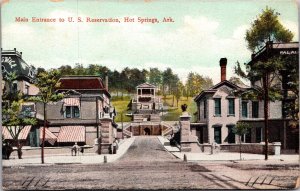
[194,58,252,144]
[241,41,299,150]
[35,76,117,147]
[194,49,298,151]
[132,82,163,113]
[1,50,118,151]
[1,48,39,96]
[1,49,41,146]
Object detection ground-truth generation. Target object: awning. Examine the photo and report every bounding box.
[63,98,80,107]
[39,127,57,145]
[57,126,85,143]
[2,126,31,140]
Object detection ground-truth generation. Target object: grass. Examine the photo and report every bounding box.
[161,95,197,121]
[111,95,197,122]
[111,96,132,122]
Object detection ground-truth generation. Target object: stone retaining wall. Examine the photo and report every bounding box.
[220,142,281,155]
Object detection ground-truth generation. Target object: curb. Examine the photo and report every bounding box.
[157,136,182,160]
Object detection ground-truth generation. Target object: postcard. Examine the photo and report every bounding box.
[1,0,299,190]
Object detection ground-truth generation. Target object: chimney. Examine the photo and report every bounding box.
[220,58,227,82]
[105,75,108,91]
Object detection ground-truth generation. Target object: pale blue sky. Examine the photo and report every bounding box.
[2,0,298,83]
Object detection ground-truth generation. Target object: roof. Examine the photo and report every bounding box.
[137,82,156,88]
[2,126,31,140]
[211,80,241,90]
[248,41,299,66]
[194,89,217,102]
[57,126,85,143]
[194,80,244,102]
[59,76,105,89]
[1,49,37,83]
[57,76,111,98]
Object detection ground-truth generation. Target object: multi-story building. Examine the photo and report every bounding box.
[36,76,117,147]
[1,49,40,146]
[194,45,298,151]
[240,41,299,150]
[1,49,118,149]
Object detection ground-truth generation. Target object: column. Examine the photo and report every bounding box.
[99,118,113,154]
[180,112,192,152]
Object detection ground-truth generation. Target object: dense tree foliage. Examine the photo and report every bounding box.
[50,64,213,98]
[2,72,37,159]
[245,7,293,52]
[186,72,213,97]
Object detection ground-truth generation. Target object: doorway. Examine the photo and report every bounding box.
[144,127,151,135]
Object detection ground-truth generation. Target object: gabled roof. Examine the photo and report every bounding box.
[137,82,156,88]
[194,89,217,102]
[194,80,246,102]
[211,80,241,90]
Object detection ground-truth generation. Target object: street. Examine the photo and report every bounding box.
[3,136,299,190]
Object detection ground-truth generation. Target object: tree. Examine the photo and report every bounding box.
[186,72,213,97]
[233,122,251,160]
[2,72,37,159]
[228,76,247,87]
[30,69,64,164]
[2,100,37,159]
[245,7,293,52]
[174,81,184,107]
[148,68,162,86]
[236,7,294,160]
[162,68,174,98]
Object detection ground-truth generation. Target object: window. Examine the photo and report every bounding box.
[256,127,262,143]
[214,98,221,116]
[65,106,80,118]
[203,99,207,118]
[24,85,30,95]
[252,101,259,118]
[227,125,235,143]
[242,101,248,118]
[228,98,235,115]
[214,126,222,144]
[245,128,251,143]
[12,82,18,93]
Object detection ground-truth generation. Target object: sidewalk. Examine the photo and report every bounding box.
[157,136,300,164]
[2,137,135,166]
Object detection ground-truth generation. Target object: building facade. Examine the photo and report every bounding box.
[194,51,297,150]
[36,76,117,147]
[1,49,40,146]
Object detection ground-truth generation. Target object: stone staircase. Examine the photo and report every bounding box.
[150,114,160,122]
[161,121,173,136]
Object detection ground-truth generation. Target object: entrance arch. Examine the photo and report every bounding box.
[144,127,151,135]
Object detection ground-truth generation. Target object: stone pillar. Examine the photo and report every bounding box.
[273,142,281,156]
[180,112,192,152]
[99,118,113,154]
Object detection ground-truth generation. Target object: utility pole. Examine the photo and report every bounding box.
[121,112,124,139]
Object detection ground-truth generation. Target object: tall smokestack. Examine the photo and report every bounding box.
[220,58,227,82]
[105,75,108,91]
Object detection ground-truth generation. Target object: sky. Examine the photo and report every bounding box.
[2,0,299,84]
